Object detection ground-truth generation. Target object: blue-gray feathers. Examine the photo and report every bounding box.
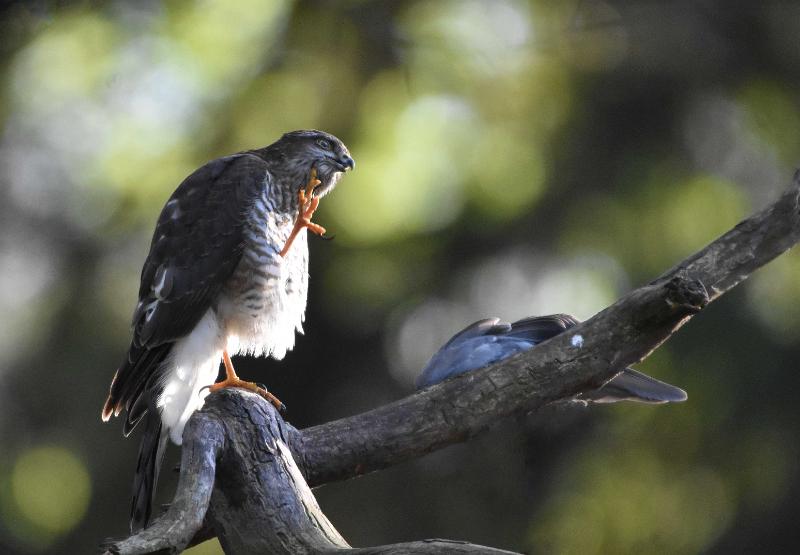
[417,314,687,405]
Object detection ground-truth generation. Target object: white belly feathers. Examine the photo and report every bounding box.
[158,201,309,445]
[158,309,224,444]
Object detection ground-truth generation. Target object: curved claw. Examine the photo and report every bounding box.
[306,222,326,236]
[321,233,336,241]
[255,382,287,413]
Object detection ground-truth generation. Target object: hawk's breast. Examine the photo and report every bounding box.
[216,186,309,360]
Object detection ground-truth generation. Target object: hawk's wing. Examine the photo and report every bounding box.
[102,152,270,432]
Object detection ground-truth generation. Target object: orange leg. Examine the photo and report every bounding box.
[206,350,286,412]
[279,168,327,258]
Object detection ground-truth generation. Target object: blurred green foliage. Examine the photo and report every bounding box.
[5,447,91,550]
[0,1,799,554]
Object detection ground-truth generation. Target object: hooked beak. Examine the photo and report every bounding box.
[328,155,355,172]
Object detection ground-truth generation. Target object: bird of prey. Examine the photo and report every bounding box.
[417,314,687,404]
[100,130,354,531]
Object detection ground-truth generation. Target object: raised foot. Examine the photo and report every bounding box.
[280,168,328,258]
[297,192,326,236]
[206,377,287,413]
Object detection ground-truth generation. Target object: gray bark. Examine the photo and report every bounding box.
[102,389,519,555]
[102,174,800,554]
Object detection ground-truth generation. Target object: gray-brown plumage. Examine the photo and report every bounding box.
[101,130,353,531]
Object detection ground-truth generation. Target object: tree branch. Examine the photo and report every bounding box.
[103,175,800,554]
[295,174,800,486]
[102,414,224,554]
[102,390,521,555]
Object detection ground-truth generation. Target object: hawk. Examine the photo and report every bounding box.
[101,130,354,531]
[417,314,687,404]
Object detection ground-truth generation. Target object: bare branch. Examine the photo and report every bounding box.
[295,174,800,486]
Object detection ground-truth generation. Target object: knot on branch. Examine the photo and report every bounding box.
[663,276,709,315]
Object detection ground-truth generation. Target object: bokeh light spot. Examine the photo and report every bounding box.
[748,248,800,339]
[563,170,748,276]
[468,129,546,219]
[329,75,476,244]
[10,446,91,537]
[11,11,117,111]
[400,0,533,78]
[531,443,734,554]
[738,79,800,165]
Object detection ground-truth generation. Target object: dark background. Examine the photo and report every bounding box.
[0,1,799,553]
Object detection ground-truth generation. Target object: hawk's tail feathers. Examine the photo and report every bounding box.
[101,342,171,432]
[130,401,168,533]
[101,375,118,421]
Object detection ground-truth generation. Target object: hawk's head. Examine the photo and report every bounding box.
[270,129,354,199]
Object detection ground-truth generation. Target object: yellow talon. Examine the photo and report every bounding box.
[206,350,286,412]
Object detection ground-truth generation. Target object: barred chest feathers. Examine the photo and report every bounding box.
[216,180,309,361]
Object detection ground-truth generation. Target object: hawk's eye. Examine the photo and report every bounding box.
[316,138,332,150]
